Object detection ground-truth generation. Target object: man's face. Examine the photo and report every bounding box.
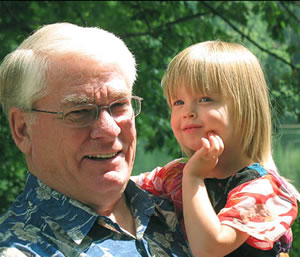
[26,57,136,211]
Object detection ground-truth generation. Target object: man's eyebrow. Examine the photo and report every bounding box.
[61,95,90,105]
[61,90,131,106]
[110,91,131,99]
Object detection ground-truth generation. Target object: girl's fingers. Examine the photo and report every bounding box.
[201,137,210,150]
[207,133,224,158]
[195,138,210,158]
[214,134,224,154]
[195,133,224,160]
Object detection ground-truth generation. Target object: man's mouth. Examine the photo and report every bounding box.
[86,152,119,160]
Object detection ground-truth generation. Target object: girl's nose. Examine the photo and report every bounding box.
[184,111,196,118]
[183,104,197,119]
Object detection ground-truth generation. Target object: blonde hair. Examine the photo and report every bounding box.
[0,22,136,117]
[162,41,272,164]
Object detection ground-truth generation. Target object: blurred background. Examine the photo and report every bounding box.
[0,1,299,255]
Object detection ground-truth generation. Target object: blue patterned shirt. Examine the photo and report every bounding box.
[0,173,192,257]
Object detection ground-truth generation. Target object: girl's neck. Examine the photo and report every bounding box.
[208,152,253,179]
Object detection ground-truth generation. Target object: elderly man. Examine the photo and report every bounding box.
[0,23,192,257]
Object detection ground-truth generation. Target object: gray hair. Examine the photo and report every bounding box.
[0,22,136,117]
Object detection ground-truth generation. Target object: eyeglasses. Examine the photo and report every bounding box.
[31,96,143,128]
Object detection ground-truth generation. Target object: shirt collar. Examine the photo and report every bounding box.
[125,179,180,240]
[24,172,98,245]
[23,173,173,245]
[125,179,155,217]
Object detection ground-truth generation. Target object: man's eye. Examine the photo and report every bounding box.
[173,100,184,106]
[65,108,93,121]
[71,109,90,114]
[111,101,129,109]
[111,100,130,110]
[110,100,131,116]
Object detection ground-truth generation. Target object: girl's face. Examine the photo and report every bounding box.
[170,85,233,157]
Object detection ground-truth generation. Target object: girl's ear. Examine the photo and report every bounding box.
[9,108,32,154]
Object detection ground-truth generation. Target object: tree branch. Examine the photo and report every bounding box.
[200,1,298,70]
[160,11,210,29]
[121,11,210,38]
[1,2,33,35]
[279,1,300,23]
[71,5,88,27]
[136,2,154,33]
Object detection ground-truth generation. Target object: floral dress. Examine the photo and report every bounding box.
[135,159,299,257]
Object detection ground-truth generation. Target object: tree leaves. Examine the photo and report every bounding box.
[0,3,299,255]
[0,0,299,213]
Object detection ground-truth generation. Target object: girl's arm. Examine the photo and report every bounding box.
[131,166,164,195]
[183,175,249,256]
[131,158,184,196]
[182,134,248,257]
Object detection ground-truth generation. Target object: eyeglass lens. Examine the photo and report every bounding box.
[63,97,141,127]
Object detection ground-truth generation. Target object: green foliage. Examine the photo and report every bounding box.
[0,110,27,213]
[0,1,299,251]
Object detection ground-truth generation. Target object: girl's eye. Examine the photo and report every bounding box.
[199,97,212,103]
[173,100,184,106]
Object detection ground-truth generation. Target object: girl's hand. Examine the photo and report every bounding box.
[184,132,224,178]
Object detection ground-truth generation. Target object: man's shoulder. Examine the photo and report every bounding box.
[0,208,38,249]
[126,180,179,223]
[0,216,38,257]
[0,247,31,257]
[127,179,174,208]
[0,200,27,233]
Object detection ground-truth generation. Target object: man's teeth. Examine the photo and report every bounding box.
[87,153,118,159]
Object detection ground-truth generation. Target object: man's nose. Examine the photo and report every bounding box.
[90,109,121,139]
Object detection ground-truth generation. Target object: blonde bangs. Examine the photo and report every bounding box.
[162,45,227,107]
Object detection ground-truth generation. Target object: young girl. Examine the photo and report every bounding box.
[135,41,299,257]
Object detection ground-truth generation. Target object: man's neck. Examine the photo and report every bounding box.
[105,194,136,236]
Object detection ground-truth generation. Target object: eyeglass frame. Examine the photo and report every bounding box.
[30,95,143,128]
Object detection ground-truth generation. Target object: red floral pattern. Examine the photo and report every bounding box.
[135,159,298,253]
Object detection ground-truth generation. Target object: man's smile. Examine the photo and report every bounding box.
[85,152,120,160]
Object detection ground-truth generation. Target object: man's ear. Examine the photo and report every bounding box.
[9,108,32,154]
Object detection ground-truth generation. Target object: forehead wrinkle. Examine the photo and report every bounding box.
[61,94,90,105]
[93,84,131,105]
